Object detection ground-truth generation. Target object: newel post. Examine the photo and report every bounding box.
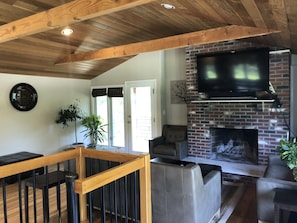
[139,154,152,223]
[76,147,87,221]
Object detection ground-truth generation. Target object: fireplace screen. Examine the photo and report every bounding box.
[210,128,258,164]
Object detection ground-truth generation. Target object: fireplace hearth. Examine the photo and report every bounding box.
[210,128,258,164]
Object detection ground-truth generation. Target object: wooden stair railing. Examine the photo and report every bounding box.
[0,147,152,223]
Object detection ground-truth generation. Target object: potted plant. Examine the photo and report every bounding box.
[277,138,297,181]
[56,102,82,145]
[81,114,107,148]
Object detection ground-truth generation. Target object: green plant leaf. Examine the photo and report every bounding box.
[81,114,107,146]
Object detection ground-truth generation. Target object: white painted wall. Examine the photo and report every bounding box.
[0,73,90,156]
[164,48,187,125]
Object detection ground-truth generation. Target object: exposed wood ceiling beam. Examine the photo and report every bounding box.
[0,0,155,44]
[56,25,279,64]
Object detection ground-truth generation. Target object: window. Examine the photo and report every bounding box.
[93,87,125,148]
[92,80,156,152]
[95,95,108,146]
[110,97,125,147]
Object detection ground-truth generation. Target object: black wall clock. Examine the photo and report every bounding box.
[10,83,38,111]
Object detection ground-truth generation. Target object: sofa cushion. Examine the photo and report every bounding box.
[165,128,187,143]
[264,164,294,181]
[153,144,177,156]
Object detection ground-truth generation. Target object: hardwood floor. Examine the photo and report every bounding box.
[227,186,258,223]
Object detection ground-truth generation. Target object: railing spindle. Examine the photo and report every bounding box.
[17,174,23,223]
[32,170,37,223]
[88,191,94,223]
[56,163,62,222]
[44,166,49,223]
[101,186,106,223]
[108,183,112,222]
[118,178,124,222]
[124,176,128,223]
[1,178,7,223]
[65,172,79,223]
[114,180,118,223]
[134,172,139,222]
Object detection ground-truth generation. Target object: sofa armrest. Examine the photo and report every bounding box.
[149,136,165,145]
[149,136,165,152]
[175,140,187,147]
[257,177,297,222]
[175,140,188,160]
[203,171,222,201]
[194,170,221,222]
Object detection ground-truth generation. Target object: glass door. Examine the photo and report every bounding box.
[125,80,156,153]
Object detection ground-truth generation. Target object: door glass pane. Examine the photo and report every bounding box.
[130,86,152,152]
[111,97,125,147]
[96,96,108,145]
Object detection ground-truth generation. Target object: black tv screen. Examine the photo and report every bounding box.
[197,48,270,98]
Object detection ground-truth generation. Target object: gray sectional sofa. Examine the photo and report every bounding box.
[151,158,221,223]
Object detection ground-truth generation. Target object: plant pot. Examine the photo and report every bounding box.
[71,142,84,148]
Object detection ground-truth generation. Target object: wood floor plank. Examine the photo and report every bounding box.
[227,186,257,223]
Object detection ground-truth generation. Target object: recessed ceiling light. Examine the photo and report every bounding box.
[161,3,176,10]
[61,27,73,36]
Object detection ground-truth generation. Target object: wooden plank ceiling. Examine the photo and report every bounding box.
[0,0,295,79]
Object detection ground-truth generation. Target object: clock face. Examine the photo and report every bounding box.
[10,83,38,111]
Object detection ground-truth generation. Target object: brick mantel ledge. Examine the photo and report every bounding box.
[183,156,266,178]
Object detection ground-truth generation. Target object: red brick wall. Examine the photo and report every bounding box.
[186,41,290,165]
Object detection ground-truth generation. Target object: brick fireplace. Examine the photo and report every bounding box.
[186,40,290,166]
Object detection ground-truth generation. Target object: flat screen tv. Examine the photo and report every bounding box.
[196,48,270,98]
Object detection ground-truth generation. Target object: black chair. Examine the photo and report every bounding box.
[149,125,188,160]
[24,171,66,223]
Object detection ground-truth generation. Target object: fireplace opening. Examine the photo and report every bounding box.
[210,128,258,164]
